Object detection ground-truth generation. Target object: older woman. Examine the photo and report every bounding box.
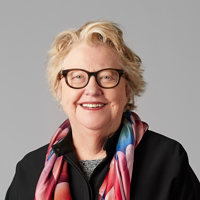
[6,20,200,200]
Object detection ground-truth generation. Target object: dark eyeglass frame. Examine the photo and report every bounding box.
[59,68,125,89]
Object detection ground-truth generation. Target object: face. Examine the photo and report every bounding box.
[60,42,128,137]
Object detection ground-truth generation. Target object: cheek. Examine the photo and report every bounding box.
[60,83,83,112]
[60,84,74,113]
[118,82,128,105]
[119,92,128,108]
[110,86,128,110]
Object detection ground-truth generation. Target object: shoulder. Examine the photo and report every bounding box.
[18,144,48,169]
[15,144,49,182]
[15,144,49,184]
[133,130,200,199]
[135,130,190,175]
[5,144,49,200]
[137,129,187,157]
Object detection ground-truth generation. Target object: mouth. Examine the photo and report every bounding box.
[81,103,105,108]
[79,102,106,110]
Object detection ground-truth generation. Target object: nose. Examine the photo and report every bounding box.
[84,76,103,96]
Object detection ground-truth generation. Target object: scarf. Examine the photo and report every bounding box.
[34,111,148,200]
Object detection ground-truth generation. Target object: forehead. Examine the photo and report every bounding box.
[62,41,121,71]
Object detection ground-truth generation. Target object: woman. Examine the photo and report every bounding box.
[6,20,200,200]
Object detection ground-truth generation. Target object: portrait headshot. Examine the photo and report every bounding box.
[1,1,200,200]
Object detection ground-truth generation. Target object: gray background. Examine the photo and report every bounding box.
[1,0,199,198]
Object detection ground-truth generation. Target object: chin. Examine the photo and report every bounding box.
[78,115,111,131]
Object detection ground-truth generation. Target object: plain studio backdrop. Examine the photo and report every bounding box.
[1,0,199,198]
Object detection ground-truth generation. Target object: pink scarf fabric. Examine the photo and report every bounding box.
[34,111,148,200]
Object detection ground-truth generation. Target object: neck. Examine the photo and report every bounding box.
[72,128,107,160]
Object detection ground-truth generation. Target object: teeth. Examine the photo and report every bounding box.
[82,104,105,108]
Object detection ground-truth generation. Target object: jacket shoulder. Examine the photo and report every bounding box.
[5,144,48,200]
[19,144,48,169]
[135,130,191,178]
[137,130,187,157]
[133,130,200,199]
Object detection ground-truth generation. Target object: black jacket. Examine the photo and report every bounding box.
[5,130,200,200]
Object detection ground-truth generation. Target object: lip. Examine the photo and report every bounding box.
[78,101,107,110]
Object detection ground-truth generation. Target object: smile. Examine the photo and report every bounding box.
[81,103,105,108]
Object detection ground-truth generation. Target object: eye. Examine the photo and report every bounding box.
[68,71,86,81]
[73,75,83,79]
[99,73,116,82]
[103,75,112,80]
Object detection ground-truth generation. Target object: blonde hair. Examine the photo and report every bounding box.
[46,20,145,110]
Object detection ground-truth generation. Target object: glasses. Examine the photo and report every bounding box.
[59,68,125,89]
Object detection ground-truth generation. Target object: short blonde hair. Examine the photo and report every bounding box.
[46,20,145,110]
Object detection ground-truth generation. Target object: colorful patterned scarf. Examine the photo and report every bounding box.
[34,111,148,200]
